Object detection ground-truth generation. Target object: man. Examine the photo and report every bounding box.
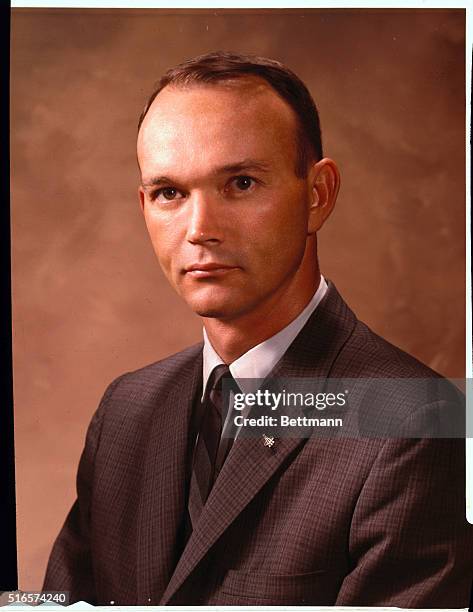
[43,52,472,606]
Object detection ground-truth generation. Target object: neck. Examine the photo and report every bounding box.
[203,261,321,364]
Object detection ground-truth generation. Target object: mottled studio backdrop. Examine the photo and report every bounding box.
[11,8,465,589]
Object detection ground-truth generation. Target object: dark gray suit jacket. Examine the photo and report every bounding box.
[43,282,473,606]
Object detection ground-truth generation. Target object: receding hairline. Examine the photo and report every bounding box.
[138,75,297,134]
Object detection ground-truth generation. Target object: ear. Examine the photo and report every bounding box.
[138,186,145,213]
[307,158,340,234]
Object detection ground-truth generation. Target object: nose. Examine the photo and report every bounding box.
[186,191,223,245]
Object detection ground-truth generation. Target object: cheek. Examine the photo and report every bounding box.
[144,212,179,272]
[248,195,308,257]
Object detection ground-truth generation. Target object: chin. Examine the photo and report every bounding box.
[184,293,247,320]
[189,302,236,319]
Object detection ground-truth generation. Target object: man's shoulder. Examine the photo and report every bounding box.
[321,282,443,380]
[324,290,463,435]
[95,342,203,422]
[341,317,442,379]
[118,342,203,387]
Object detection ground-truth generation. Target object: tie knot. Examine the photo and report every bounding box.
[208,364,232,394]
[204,364,236,423]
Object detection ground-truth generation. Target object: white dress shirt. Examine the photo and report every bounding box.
[202,275,328,438]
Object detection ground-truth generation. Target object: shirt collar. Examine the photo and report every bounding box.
[202,275,328,396]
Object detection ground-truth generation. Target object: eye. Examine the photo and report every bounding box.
[154,187,185,203]
[224,175,261,198]
[231,176,255,191]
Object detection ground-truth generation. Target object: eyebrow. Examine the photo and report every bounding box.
[217,159,271,174]
[142,176,175,188]
[141,158,271,188]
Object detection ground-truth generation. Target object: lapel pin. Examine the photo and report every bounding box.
[262,434,275,448]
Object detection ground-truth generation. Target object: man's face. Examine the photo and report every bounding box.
[137,79,318,321]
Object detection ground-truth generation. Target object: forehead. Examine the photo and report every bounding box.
[137,79,298,176]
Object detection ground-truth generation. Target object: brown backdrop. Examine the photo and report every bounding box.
[10,8,466,590]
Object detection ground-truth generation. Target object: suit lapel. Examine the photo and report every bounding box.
[136,346,203,604]
[160,282,357,604]
[160,432,306,604]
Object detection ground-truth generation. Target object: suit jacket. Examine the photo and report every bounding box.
[43,282,473,606]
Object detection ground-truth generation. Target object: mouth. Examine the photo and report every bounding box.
[184,263,240,279]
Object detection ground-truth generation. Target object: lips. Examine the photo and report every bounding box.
[186,263,235,271]
[184,263,240,278]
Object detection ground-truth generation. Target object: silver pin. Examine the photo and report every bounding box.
[262,434,275,448]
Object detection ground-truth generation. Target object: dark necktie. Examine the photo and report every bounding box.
[188,364,234,528]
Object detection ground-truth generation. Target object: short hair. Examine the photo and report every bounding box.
[138,51,323,178]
